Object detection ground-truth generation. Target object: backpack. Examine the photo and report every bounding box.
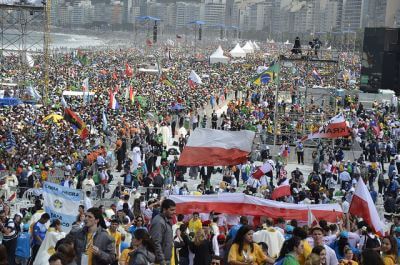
[389,181,398,193]
[347,164,353,173]
[364,234,380,250]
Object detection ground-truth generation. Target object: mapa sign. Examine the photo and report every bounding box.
[43,182,83,232]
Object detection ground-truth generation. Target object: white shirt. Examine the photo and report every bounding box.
[307,239,338,265]
[341,200,350,214]
[82,178,95,192]
[324,244,339,265]
[347,231,360,248]
[230,178,237,187]
[324,234,337,246]
[339,171,351,182]
[117,200,132,211]
[84,196,93,210]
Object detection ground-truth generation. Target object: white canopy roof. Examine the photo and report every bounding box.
[230,43,246,58]
[242,41,254,53]
[252,41,260,50]
[210,45,229,64]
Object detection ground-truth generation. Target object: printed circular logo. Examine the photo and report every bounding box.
[53,199,63,209]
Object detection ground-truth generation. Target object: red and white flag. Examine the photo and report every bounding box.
[125,63,133,77]
[188,70,202,88]
[82,77,89,92]
[170,193,343,222]
[109,90,119,110]
[302,113,350,141]
[252,162,273,179]
[177,128,255,166]
[349,178,385,235]
[307,207,319,227]
[7,192,16,202]
[271,178,291,200]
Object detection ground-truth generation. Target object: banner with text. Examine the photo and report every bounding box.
[43,181,82,232]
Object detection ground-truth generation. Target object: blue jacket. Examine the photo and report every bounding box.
[15,232,31,258]
[330,241,360,260]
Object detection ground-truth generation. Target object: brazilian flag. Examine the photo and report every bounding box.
[160,74,176,88]
[250,62,279,85]
[136,96,148,108]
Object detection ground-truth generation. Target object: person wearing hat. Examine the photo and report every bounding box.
[202,220,220,257]
[66,207,116,265]
[310,226,338,265]
[329,231,360,261]
[393,226,400,258]
[15,223,31,265]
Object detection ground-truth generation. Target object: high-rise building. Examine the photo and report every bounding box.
[121,0,133,24]
[111,0,123,25]
[175,2,203,28]
[93,0,112,23]
[341,0,364,31]
[58,3,73,26]
[321,0,342,31]
[147,2,165,20]
[165,3,177,29]
[71,0,93,26]
[225,0,234,27]
[139,0,147,17]
[204,0,226,25]
[385,0,400,27]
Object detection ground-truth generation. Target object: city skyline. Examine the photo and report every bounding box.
[2,0,400,36]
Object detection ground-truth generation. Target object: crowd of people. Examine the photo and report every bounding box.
[0,38,399,265]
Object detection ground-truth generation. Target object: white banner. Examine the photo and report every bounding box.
[43,182,82,232]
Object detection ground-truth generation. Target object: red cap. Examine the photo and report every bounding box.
[202,220,211,227]
[217,234,226,241]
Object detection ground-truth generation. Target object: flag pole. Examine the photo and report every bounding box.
[273,57,281,146]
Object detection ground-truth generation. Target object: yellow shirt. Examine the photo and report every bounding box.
[86,232,94,265]
[298,240,312,265]
[228,243,267,265]
[120,248,133,265]
[339,260,358,265]
[188,219,202,233]
[108,230,122,257]
[383,255,396,265]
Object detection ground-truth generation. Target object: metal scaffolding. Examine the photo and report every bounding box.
[0,2,48,101]
[0,3,45,53]
[273,50,340,147]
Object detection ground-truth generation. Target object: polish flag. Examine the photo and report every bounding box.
[312,68,323,85]
[7,192,16,202]
[271,178,291,200]
[177,128,255,166]
[302,113,350,141]
[252,162,273,179]
[109,90,119,110]
[125,63,133,77]
[82,77,89,92]
[170,193,343,222]
[307,207,319,227]
[188,70,202,87]
[349,178,385,235]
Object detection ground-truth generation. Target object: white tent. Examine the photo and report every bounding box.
[252,41,260,50]
[210,46,229,64]
[242,41,254,53]
[230,43,246,58]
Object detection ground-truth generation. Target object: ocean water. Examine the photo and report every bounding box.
[2,30,109,51]
[50,32,106,48]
